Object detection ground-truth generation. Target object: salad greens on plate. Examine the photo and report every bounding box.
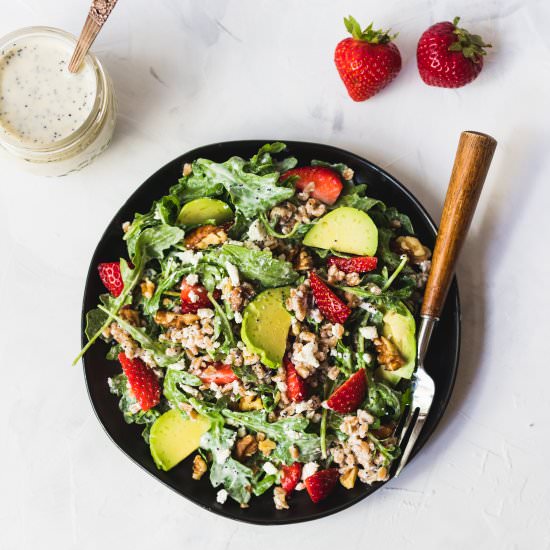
[77,142,433,509]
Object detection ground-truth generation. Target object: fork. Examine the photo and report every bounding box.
[393,130,497,477]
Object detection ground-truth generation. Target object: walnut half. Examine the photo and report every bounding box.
[395,236,431,264]
[235,435,258,460]
[373,336,405,371]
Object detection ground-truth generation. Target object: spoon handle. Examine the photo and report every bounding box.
[420,130,497,319]
[68,0,119,73]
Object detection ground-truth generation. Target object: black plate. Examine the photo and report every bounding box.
[82,140,460,525]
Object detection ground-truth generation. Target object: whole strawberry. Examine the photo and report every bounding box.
[334,15,401,101]
[417,17,491,88]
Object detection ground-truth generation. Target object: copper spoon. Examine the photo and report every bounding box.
[68,0,119,73]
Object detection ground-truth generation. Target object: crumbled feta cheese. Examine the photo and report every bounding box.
[185,273,199,286]
[293,342,319,369]
[177,250,203,267]
[213,448,231,464]
[309,309,323,323]
[247,218,268,242]
[188,290,199,303]
[302,462,319,480]
[181,384,200,397]
[197,308,215,319]
[294,401,309,414]
[295,482,305,491]
[225,261,240,286]
[359,302,379,315]
[216,489,229,504]
[263,462,279,476]
[234,311,243,324]
[362,352,373,363]
[107,377,114,390]
[128,402,141,414]
[359,326,378,340]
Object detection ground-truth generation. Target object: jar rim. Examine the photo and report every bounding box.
[0,26,108,155]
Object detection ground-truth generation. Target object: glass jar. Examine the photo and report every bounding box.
[0,26,116,176]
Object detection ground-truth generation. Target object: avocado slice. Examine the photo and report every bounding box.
[149,408,211,471]
[177,198,233,226]
[303,207,378,256]
[241,287,291,369]
[377,303,417,385]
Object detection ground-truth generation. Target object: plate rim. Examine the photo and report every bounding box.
[81,139,461,525]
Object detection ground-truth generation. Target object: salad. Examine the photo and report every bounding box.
[77,143,432,509]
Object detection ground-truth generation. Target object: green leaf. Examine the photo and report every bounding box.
[195,156,294,221]
[208,244,298,288]
[222,410,321,464]
[201,424,253,504]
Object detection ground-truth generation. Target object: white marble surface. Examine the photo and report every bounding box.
[1,0,549,548]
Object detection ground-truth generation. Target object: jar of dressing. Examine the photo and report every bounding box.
[0,26,116,176]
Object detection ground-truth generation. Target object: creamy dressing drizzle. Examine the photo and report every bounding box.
[0,34,97,146]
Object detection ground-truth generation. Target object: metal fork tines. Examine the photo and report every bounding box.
[393,316,436,477]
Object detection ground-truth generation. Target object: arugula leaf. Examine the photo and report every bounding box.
[334,182,386,212]
[200,424,253,504]
[108,374,161,442]
[208,244,298,288]
[195,156,294,221]
[74,226,184,365]
[163,368,202,411]
[246,142,297,175]
[222,410,321,464]
[365,382,402,420]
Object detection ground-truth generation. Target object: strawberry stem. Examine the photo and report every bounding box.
[343,15,397,44]
[449,16,492,61]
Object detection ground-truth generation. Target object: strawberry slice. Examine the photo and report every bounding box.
[326,369,367,413]
[309,272,351,324]
[285,357,308,402]
[327,255,378,273]
[198,363,238,385]
[180,278,211,313]
[98,262,124,297]
[118,353,161,412]
[281,462,302,493]
[280,166,343,205]
[305,468,340,503]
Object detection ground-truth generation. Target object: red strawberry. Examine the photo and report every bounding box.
[309,272,351,324]
[285,357,308,402]
[417,17,491,88]
[198,363,238,386]
[305,468,340,503]
[327,255,378,273]
[280,167,343,205]
[98,262,124,297]
[334,16,401,102]
[281,462,302,493]
[180,278,211,313]
[326,369,367,413]
[118,352,161,411]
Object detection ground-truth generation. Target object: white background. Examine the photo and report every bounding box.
[1,1,549,548]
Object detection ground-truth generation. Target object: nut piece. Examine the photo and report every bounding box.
[342,167,354,181]
[119,306,141,326]
[258,438,277,456]
[154,310,199,328]
[235,435,258,460]
[340,466,358,489]
[192,454,207,480]
[373,336,405,371]
[239,395,263,411]
[294,248,314,272]
[182,163,193,177]
[395,236,431,264]
[140,278,155,299]
[184,225,228,250]
[273,487,289,510]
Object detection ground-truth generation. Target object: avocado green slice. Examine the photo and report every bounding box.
[241,287,291,369]
[149,408,211,471]
[303,206,378,256]
[177,198,234,226]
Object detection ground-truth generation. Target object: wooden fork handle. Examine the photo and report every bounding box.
[420,131,497,319]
